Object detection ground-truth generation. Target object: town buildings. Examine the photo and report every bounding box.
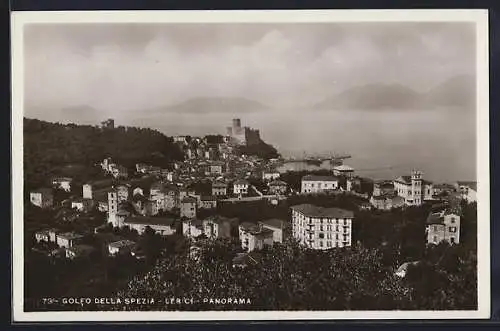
[370,194,405,210]
[268,180,288,195]
[258,219,285,243]
[425,210,461,245]
[233,179,250,195]
[82,184,93,199]
[108,239,136,256]
[212,182,228,196]
[123,216,177,236]
[393,170,434,206]
[180,196,197,219]
[29,188,53,208]
[238,222,274,252]
[262,171,281,182]
[56,232,84,248]
[455,181,477,203]
[203,216,238,239]
[291,204,354,250]
[52,177,73,192]
[333,165,355,178]
[182,219,204,238]
[300,175,339,194]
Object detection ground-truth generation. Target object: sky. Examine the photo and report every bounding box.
[22,22,478,182]
[23,22,476,113]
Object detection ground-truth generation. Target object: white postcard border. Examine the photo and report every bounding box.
[11,9,490,322]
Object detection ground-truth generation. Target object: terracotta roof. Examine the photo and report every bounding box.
[290,204,354,219]
[302,175,339,182]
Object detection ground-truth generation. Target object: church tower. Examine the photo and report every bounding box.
[107,191,118,226]
[411,170,423,206]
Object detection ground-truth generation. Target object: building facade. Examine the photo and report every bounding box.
[180,197,197,219]
[30,188,53,208]
[291,204,354,250]
[393,170,434,206]
[238,222,274,252]
[233,179,250,195]
[301,175,339,194]
[426,211,461,245]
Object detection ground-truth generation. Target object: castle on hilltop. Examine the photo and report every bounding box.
[226,118,261,146]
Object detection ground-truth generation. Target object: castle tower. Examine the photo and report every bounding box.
[107,191,118,226]
[83,184,92,200]
[411,170,423,206]
[232,118,242,135]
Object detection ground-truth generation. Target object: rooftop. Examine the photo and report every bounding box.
[290,204,354,219]
[108,239,136,249]
[212,182,228,188]
[181,196,197,203]
[334,165,354,171]
[57,232,84,240]
[259,218,284,229]
[124,216,176,227]
[302,175,339,182]
[234,179,250,185]
[269,180,288,186]
[457,181,477,191]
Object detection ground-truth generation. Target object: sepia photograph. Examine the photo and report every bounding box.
[11,10,490,321]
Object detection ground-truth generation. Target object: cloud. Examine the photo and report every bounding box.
[23,22,476,115]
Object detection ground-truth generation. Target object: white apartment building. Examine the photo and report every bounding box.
[233,179,250,195]
[393,170,434,206]
[300,175,339,194]
[291,204,354,250]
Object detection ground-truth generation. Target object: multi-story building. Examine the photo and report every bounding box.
[107,191,118,226]
[199,196,217,209]
[180,196,197,219]
[82,184,93,200]
[212,182,228,196]
[372,181,395,197]
[239,222,274,252]
[300,175,339,194]
[291,204,354,250]
[115,185,129,203]
[258,219,285,243]
[233,179,250,195]
[207,161,226,175]
[182,219,204,238]
[425,210,460,245]
[393,170,434,206]
[29,188,53,208]
[124,216,177,236]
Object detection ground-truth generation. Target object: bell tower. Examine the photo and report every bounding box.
[411,170,423,205]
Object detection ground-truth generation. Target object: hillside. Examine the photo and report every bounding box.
[314,74,475,111]
[23,118,184,189]
[152,97,270,114]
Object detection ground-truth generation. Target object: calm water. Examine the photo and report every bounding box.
[115,107,476,183]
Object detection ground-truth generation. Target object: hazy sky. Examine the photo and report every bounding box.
[24,22,476,113]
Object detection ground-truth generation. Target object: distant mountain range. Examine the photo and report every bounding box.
[313,74,475,111]
[149,97,270,114]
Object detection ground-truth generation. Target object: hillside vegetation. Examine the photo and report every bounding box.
[23,118,184,189]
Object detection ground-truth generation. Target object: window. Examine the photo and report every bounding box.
[327,241,332,247]
[451,217,456,223]
[319,233,325,239]
[320,225,324,231]
[434,226,438,231]
[450,237,456,244]
[319,241,323,247]
[433,236,438,243]
[449,227,456,233]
